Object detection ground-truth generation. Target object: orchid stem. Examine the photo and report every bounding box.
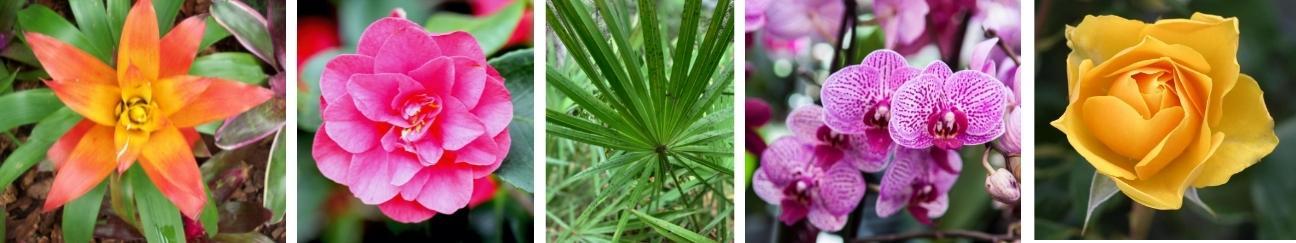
[985,29,1021,65]
[852,229,1016,242]
[981,145,996,174]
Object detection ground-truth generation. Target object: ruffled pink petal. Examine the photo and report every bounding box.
[471,130,510,178]
[320,54,373,102]
[450,57,487,109]
[322,94,381,153]
[785,105,826,144]
[456,135,500,166]
[416,163,473,213]
[807,205,848,232]
[380,127,401,152]
[407,57,456,99]
[432,32,486,63]
[945,71,1007,144]
[759,137,813,186]
[313,127,353,183]
[817,161,865,215]
[413,137,445,166]
[436,97,486,150]
[889,73,943,149]
[751,169,784,205]
[347,73,423,126]
[399,168,430,200]
[378,197,436,223]
[876,147,925,217]
[472,77,512,137]
[387,151,423,185]
[346,149,400,204]
[356,17,424,57]
[374,26,441,74]
[467,176,497,208]
[820,65,880,134]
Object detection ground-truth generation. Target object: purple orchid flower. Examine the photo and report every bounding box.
[821,50,920,168]
[753,136,867,232]
[787,105,887,172]
[970,37,1020,106]
[890,61,1008,150]
[746,98,773,155]
[761,0,844,40]
[974,0,1021,51]
[875,147,962,225]
[875,0,975,57]
[746,0,771,32]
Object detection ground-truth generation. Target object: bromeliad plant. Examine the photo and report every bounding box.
[0,0,285,241]
[546,0,734,241]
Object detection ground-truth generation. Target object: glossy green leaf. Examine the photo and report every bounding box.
[201,189,220,236]
[131,165,187,243]
[105,0,128,42]
[337,0,430,46]
[213,98,284,150]
[200,16,232,51]
[488,48,533,192]
[62,181,107,243]
[153,0,183,33]
[423,0,524,56]
[264,130,287,223]
[0,108,80,193]
[297,49,343,131]
[0,89,64,131]
[210,0,277,68]
[68,0,114,55]
[189,52,268,85]
[18,5,111,62]
[629,209,716,243]
[1084,171,1120,234]
[1254,119,1296,239]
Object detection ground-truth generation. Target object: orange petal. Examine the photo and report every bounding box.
[159,16,207,78]
[138,125,206,218]
[117,0,161,93]
[153,75,213,115]
[167,78,273,127]
[47,120,98,170]
[23,33,116,85]
[113,125,150,172]
[44,79,122,126]
[43,125,117,213]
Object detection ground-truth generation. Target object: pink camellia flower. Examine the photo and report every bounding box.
[753,136,866,232]
[821,50,919,167]
[312,16,513,223]
[890,61,1007,150]
[786,105,886,172]
[876,147,961,225]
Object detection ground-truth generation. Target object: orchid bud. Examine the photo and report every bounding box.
[986,168,1020,204]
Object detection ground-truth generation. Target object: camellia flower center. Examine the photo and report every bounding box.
[398,93,443,142]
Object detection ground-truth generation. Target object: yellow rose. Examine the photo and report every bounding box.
[1052,13,1279,210]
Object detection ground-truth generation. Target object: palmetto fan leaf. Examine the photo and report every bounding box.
[546,0,734,241]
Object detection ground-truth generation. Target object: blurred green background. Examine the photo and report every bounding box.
[1034,0,1296,239]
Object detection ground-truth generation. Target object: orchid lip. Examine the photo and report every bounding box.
[862,101,891,129]
[927,107,968,149]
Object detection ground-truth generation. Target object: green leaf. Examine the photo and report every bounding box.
[423,0,524,56]
[105,0,129,42]
[263,130,287,223]
[0,89,64,132]
[131,165,187,243]
[189,52,269,84]
[1184,188,1217,218]
[297,49,343,131]
[200,189,220,236]
[68,0,115,54]
[62,181,107,243]
[200,16,232,51]
[210,0,277,68]
[337,0,430,46]
[17,5,111,62]
[213,98,284,150]
[629,210,716,243]
[212,232,275,243]
[0,108,80,193]
[153,0,183,33]
[1083,171,1120,235]
[488,49,534,192]
[1253,119,1296,239]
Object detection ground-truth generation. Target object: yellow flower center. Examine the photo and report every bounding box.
[115,96,160,131]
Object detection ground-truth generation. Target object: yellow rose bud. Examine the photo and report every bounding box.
[1052,13,1279,210]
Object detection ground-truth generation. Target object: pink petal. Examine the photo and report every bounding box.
[808,205,848,232]
[759,137,813,186]
[450,57,487,109]
[432,31,486,62]
[472,77,512,137]
[820,65,880,134]
[843,133,888,172]
[387,151,423,185]
[380,127,401,152]
[778,199,809,226]
[322,95,381,153]
[921,61,953,80]
[862,50,912,83]
[346,149,400,204]
[785,105,826,144]
[817,161,865,215]
[407,57,455,99]
[467,176,497,208]
[413,138,446,166]
[312,127,353,183]
[751,169,784,205]
[456,135,500,166]
[471,130,510,178]
[416,164,473,213]
[378,198,436,223]
[347,73,423,126]
[399,169,430,200]
[356,17,424,57]
[320,54,374,101]
[889,73,943,149]
[374,26,441,74]
[436,97,486,150]
[876,148,924,217]
[945,71,1008,144]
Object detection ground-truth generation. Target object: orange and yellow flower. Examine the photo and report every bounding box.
[30,0,272,218]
